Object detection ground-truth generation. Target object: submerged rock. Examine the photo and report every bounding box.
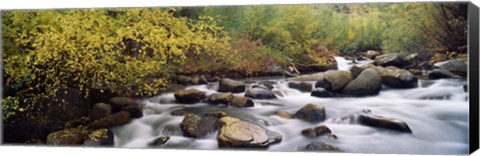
[148,136,170,146]
[174,89,207,104]
[217,116,282,148]
[342,68,382,96]
[303,142,342,152]
[218,78,246,93]
[294,103,326,123]
[301,125,332,138]
[275,112,294,119]
[358,114,412,133]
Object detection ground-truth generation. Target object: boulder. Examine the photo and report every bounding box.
[83,128,114,146]
[294,103,326,123]
[109,97,137,110]
[288,81,313,92]
[218,78,246,93]
[46,127,87,145]
[428,68,463,79]
[287,73,326,81]
[365,50,381,59]
[349,65,364,78]
[53,88,89,121]
[301,125,332,138]
[358,114,412,133]
[433,59,467,77]
[217,116,282,148]
[321,70,354,92]
[374,53,407,67]
[376,66,418,88]
[180,112,226,138]
[245,87,276,99]
[148,136,170,146]
[120,105,143,119]
[90,103,112,121]
[304,142,342,152]
[88,111,131,130]
[342,68,382,96]
[207,93,235,105]
[174,89,207,104]
[311,88,336,98]
[230,96,254,107]
[177,75,192,85]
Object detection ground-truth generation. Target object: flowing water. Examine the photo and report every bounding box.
[112,57,469,154]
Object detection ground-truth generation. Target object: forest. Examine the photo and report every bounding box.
[1,2,469,148]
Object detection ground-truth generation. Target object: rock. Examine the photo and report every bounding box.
[311,88,336,98]
[46,127,87,145]
[365,50,381,59]
[287,72,326,81]
[358,114,412,133]
[90,103,112,121]
[376,66,418,88]
[217,116,282,148]
[218,78,246,93]
[328,134,338,140]
[428,68,463,79]
[252,84,273,91]
[321,70,354,92]
[434,59,467,77]
[121,105,143,119]
[83,129,114,146]
[199,75,209,84]
[109,97,137,110]
[301,125,332,138]
[304,142,342,152]
[374,53,407,67]
[53,88,89,121]
[207,93,234,105]
[349,65,364,78]
[275,112,294,119]
[148,136,170,146]
[294,103,326,123]
[174,89,207,104]
[230,96,254,107]
[314,78,332,91]
[342,68,382,96]
[258,82,275,90]
[288,81,313,92]
[180,112,223,138]
[89,111,131,130]
[190,76,200,85]
[245,87,276,99]
[177,75,192,85]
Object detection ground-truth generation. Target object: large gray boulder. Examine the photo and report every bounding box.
[428,68,463,79]
[180,112,225,138]
[174,89,207,104]
[433,59,467,77]
[374,53,407,67]
[217,116,282,148]
[218,78,246,93]
[376,66,418,88]
[207,92,235,105]
[321,70,354,92]
[294,103,326,123]
[342,68,382,96]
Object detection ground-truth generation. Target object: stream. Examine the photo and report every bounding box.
[112,56,469,154]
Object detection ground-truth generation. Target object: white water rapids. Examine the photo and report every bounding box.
[112,56,469,154]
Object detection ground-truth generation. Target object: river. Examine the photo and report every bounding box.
[112,56,469,154]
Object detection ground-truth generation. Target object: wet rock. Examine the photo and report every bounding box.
[349,65,364,78]
[428,68,463,79]
[358,114,412,133]
[90,103,112,121]
[377,66,418,88]
[288,81,313,92]
[301,125,332,138]
[434,59,467,77]
[148,136,170,146]
[294,103,326,123]
[245,87,276,99]
[121,105,143,119]
[304,142,342,152]
[374,53,407,68]
[230,96,254,107]
[275,112,294,119]
[83,128,114,146]
[89,111,131,130]
[160,124,183,135]
[46,127,87,145]
[322,70,354,92]
[328,134,338,140]
[287,72,326,81]
[109,97,138,110]
[252,83,274,91]
[180,112,225,138]
[365,50,381,59]
[217,116,282,148]
[174,89,207,104]
[207,92,235,105]
[311,88,336,98]
[314,78,332,91]
[342,68,382,96]
[218,78,246,93]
